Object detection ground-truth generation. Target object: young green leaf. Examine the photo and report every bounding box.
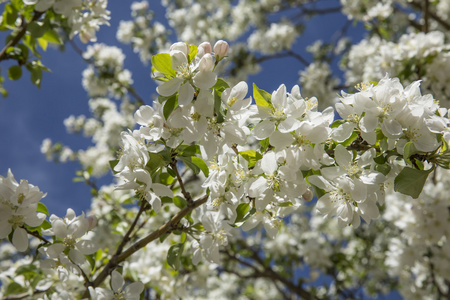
[167,243,185,270]
[151,53,176,78]
[8,65,21,80]
[394,167,433,199]
[253,83,271,108]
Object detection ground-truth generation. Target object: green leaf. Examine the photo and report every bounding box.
[27,21,47,38]
[188,44,197,63]
[374,163,391,176]
[373,154,386,164]
[146,153,167,174]
[151,53,176,78]
[159,173,174,185]
[41,29,61,44]
[330,119,345,128]
[179,156,200,174]
[4,282,26,296]
[8,65,21,80]
[259,137,270,152]
[253,83,271,107]
[213,88,225,123]
[30,67,42,87]
[167,243,185,270]
[394,167,433,199]
[403,141,418,160]
[278,201,293,207]
[239,150,263,168]
[163,94,178,120]
[213,78,230,93]
[235,203,250,223]
[4,4,18,27]
[341,131,359,147]
[109,159,119,173]
[191,156,209,177]
[173,196,187,209]
[37,202,49,216]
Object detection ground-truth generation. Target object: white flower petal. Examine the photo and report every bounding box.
[178,83,195,106]
[111,270,124,293]
[193,71,217,90]
[156,78,183,97]
[12,227,28,252]
[252,120,275,140]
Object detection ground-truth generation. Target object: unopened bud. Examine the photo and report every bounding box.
[199,42,212,55]
[302,189,313,202]
[198,53,214,72]
[170,42,190,57]
[214,40,229,61]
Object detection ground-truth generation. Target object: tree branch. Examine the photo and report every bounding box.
[84,194,208,296]
[24,227,51,244]
[0,11,45,62]
[170,159,193,205]
[224,247,320,300]
[410,0,450,30]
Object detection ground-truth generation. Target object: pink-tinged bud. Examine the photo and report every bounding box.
[214,40,229,61]
[170,42,190,57]
[87,215,98,230]
[199,42,212,54]
[198,53,214,72]
[302,189,313,202]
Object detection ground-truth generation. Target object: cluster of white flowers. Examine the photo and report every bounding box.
[383,168,450,298]
[82,43,133,98]
[340,0,393,21]
[0,169,46,252]
[39,209,98,281]
[116,1,170,64]
[248,21,298,54]
[24,0,110,43]
[109,41,450,267]
[345,31,450,105]
[299,61,340,110]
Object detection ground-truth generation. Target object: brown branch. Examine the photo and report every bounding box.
[224,248,319,300]
[410,0,450,30]
[0,11,45,62]
[84,195,208,297]
[114,201,150,258]
[24,227,51,244]
[424,0,430,33]
[257,50,310,67]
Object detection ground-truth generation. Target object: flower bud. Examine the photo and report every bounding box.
[214,40,229,61]
[198,53,214,72]
[199,42,212,55]
[170,42,190,57]
[302,189,313,202]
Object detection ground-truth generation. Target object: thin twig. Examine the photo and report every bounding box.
[83,195,208,297]
[170,159,193,204]
[24,227,51,244]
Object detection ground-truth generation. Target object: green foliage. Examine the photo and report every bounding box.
[239,150,262,168]
[394,167,433,199]
[253,83,271,108]
[167,242,185,270]
[7,65,21,80]
[163,94,178,120]
[151,53,176,78]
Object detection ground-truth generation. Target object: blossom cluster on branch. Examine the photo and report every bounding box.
[2,0,450,299]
